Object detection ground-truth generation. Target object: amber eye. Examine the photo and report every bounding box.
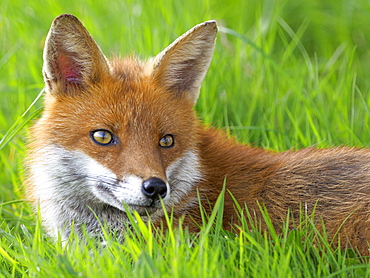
[91,130,114,145]
[159,134,174,148]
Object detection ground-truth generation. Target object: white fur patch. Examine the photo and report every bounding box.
[30,145,117,238]
[30,145,201,239]
[165,150,202,206]
[30,145,171,238]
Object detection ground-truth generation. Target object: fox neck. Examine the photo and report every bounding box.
[174,126,277,230]
[199,127,276,192]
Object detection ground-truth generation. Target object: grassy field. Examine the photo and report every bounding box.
[1,0,370,276]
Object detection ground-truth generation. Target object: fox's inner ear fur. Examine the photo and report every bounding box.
[43,14,109,94]
[151,21,218,104]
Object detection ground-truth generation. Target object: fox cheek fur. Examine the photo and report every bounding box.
[26,14,370,256]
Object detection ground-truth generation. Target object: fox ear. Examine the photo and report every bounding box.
[152,21,218,104]
[43,14,109,94]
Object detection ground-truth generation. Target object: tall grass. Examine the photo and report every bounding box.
[1,0,370,276]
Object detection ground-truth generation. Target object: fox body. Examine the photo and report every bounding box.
[26,14,370,255]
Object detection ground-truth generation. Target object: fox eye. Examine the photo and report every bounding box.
[159,134,174,148]
[91,130,114,146]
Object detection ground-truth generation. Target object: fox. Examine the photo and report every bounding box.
[26,14,370,256]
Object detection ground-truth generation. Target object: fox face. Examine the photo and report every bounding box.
[27,14,217,239]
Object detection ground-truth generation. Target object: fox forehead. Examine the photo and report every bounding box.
[45,59,195,133]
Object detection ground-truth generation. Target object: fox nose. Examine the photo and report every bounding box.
[142,177,168,201]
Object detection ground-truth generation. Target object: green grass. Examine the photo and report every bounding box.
[1,0,370,276]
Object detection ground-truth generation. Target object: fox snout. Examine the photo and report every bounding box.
[142,177,168,201]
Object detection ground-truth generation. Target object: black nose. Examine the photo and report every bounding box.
[142,177,168,201]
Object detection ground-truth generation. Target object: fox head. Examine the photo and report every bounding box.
[27,14,217,238]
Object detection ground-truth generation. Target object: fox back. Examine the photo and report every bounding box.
[27,14,370,256]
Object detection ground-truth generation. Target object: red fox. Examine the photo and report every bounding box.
[26,14,370,256]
